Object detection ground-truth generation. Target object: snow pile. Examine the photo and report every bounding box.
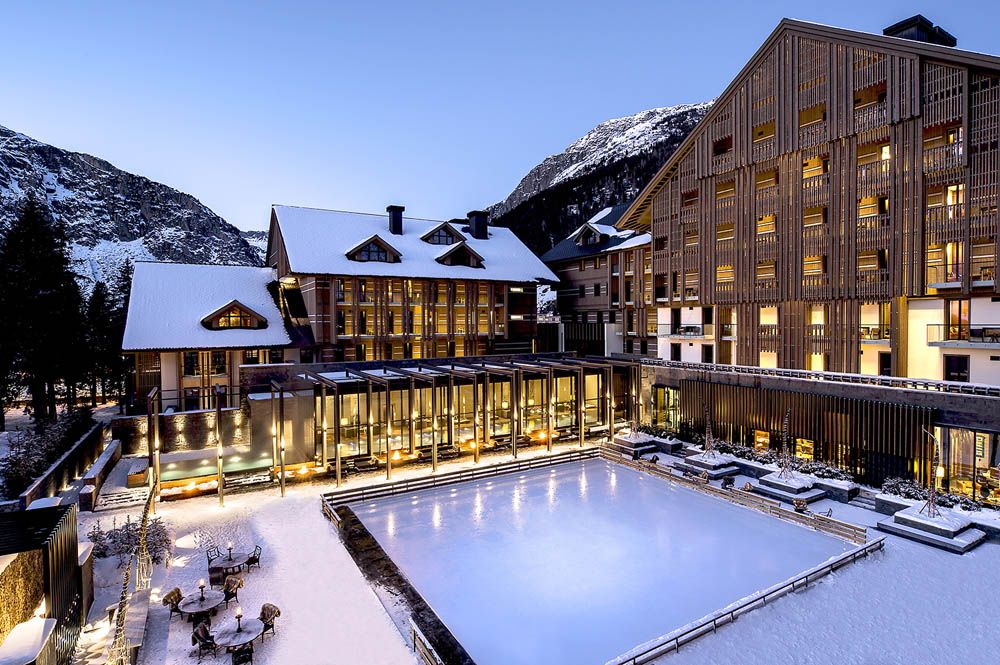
[896,504,972,532]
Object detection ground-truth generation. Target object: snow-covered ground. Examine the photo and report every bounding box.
[356,458,849,665]
[75,485,417,665]
[71,445,1000,665]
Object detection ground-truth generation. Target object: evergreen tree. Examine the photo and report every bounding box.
[86,281,119,405]
[0,197,87,426]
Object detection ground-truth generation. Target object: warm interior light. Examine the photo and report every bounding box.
[340,417,348,426]
[537,431,547,440]
[936,465,945,479]
[391,450,402,461]
[298,466,309,475]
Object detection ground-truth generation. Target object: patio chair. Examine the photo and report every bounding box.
[209,565,226,588]
[741,482,754,492]
[245,545,262,572]
[192,621,217,662]
[258,603,281,640]
[793,499,809,513]
[231,643,254,665]
[206,546,221,566]
[816,507,833,518]
[222,575,244,608]
[721,476,735,490]
[161,587,184,620]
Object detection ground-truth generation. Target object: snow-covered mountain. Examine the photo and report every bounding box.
[490,102,711,254]
[0,124,261,291]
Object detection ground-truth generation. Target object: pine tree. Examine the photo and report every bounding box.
[86,282,119,406]
[0,197,87,426]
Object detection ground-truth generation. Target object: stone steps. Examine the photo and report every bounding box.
[876,518,987,554]
[751,483,827,504]
[849,496,878,510]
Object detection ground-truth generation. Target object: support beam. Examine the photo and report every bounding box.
[216,385,225,507]
[278,387,286,497]
[472,374,480,464]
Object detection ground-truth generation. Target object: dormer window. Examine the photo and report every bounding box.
[201,300,267,331]
[347,235,401,263]
[575,226,604,247]
[218,307,253,329]
[435,241,485,268]
[421,222,465,246]
[426,228,456,245]
[358,242,389,262]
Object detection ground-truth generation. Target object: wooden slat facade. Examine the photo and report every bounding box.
[627,20,1000,376]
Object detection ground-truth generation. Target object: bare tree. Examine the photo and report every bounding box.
[919,427,942,519]
[778,409,793,478]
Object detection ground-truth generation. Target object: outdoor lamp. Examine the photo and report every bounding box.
[227,542,233,560]
[236,606,243,632]
[198,579,205,601]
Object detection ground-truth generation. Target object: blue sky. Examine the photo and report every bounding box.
[2,1,998,230]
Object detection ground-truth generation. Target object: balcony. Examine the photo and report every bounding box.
[853,102,887,133]
[860,324,891,343]
[759,324,780,351]
[801,173,829,207]
[719,323,737,339]
[857,160,890,194]
[752,137,776,162]
[659,323,714,338]
[923,143,963,175]
[716,195,736,224]
[712,151,734,174]
[755,185,778,213]
[925,204,965,238]
[798,122,826,148]
[856,213,891,250]
[805,323,829,349]
[926,264,962,288]
[927,324,1000,347]
[680,206,698,224]
[857,268,889,297]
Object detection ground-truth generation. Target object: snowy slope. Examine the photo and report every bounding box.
[492,102,711,219]
[0,124,261,291]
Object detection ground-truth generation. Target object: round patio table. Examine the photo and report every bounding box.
[213,617,264,650]
[219,552,250,575]
[178,589,225,615]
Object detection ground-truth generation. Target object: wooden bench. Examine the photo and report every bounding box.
[124,588,151,664]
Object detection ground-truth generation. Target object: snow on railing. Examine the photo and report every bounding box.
[606,536,886,665]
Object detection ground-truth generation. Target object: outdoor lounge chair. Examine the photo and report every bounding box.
[161,587,183,620]
[222,575,244,607]
[258,603,281,640]
[231,643,254,665]
[245,545,262,572]
[192,621,217,662]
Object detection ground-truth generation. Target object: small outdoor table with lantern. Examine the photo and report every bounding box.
[179,584,225,617]
[213,608,264,650]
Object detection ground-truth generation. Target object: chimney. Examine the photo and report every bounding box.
[883,15,956,47]
[467,210,489,240]
[386,204,405,235]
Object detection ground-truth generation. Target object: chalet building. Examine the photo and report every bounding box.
[616,15,1000,502]
[123,262,295,412]
[540,205,657,357]
[122,206,554,411]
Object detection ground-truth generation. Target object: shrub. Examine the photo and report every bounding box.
[91,515,172,567]
[713,440,853,481]
[881,477,983,511]
[0,408,95,499]
[635,423,675,439]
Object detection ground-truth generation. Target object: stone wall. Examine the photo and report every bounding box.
[111,407,250,456]
[0,549,44,644]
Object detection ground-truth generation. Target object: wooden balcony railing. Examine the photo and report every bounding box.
[801,172,829,207]
[857,160,891,194]
[853,102,887,133]
[752,137,776,162]
[755,185,778,212]
[857,268,889,297]
[759,324,780,351]
[923,143,963,174]
[798,122,826,147]
[712,151,734,174]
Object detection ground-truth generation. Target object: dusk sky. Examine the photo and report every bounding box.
[2,1,999,230]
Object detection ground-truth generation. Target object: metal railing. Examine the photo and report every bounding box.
[640,356,1000,397]
[321,447,600,523]
[853,101,887,132]
[608,535,885,664]
[927,324,1000,344]
[860,324,891,341]
[857,160,890,192]
[657,323,714,338]
[923,143,963,173]
[926,264,962,285]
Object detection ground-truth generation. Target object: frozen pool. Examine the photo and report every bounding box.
[355,458,850,665]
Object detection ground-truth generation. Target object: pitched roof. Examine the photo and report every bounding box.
[615,17,1000,231]
[123,262,291,351]
[540,205,649,263]
[270,205,557,283]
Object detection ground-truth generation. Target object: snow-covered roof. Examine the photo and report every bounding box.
[541,204,650,263]
[271,205,557,283]
[123,262,291,351]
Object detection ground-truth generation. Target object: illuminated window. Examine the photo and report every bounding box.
[217,307,253,329]
[756,215,776,235]
[803,255,826,276]
[716,265,735,283]
[426,228,456,245]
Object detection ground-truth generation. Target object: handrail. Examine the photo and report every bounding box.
[598,448,868,545]
[608,536,886,665]
[321,448,600,517]
[639,357,1000,398]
